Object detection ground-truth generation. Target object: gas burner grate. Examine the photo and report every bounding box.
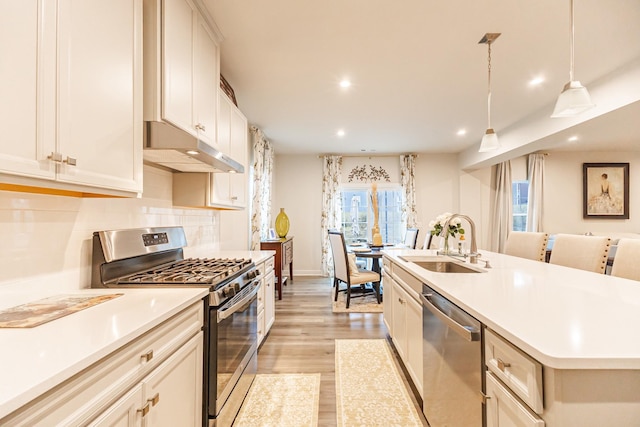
[117,258,253,286]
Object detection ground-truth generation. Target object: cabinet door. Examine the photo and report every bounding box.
[57,0,142,192]
[392,281,408,361]
[486,372,545,427]
[382,270,394,334]
[406,295,424,398]
[162,0,196,135]
[0,0,55,180]
[143,332,203,427]
[211,91,231,204]
[87,384,144,427]
[228,103,248,206]
[194,15,218,145]
[264,269,276,332]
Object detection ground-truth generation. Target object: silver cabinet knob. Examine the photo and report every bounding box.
[64,156,77,166]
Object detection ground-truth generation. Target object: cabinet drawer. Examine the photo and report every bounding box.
[2,301,204,426]
[283,241,293,264]
[264,256,274,273]
[257,280,265,312]
[382,256,392,272]
[485,328,543,414]
[392,265,422,298]
[486,372,545,427]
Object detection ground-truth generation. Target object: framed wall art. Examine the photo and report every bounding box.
[583,162,629,219]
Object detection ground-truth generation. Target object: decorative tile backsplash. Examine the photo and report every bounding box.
[0,166,220,293]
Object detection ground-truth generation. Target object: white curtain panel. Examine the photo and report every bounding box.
[250,126,274,250]
[526,153,545,232]
[321,156,343,277]
[400,154,418,231]
[490,161,513,252]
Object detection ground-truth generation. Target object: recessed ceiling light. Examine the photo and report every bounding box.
[457,129,467,136]
[568,135,578,142]
[529,76,545,86]
[339,79,351,89]
[337,129,346,137]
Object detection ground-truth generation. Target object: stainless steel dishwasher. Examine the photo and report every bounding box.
[421,283,484,427]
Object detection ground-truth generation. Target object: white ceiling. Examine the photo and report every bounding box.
[204,0,640,159]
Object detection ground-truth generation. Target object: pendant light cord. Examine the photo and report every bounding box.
[487,41,492,129]
[569,0,575,82]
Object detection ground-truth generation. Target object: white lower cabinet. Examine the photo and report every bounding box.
[257,256,276,346]
[0,301,204,426]
[382,265,393,334]
[89,333,202,427]
[486,372,545,427]
[88,383,145,427]
[389,276,423,397]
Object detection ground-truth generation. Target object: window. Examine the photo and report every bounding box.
[512,181,529,231]
[340,186,403,245]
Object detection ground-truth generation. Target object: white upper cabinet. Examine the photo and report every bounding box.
[0,0,143,196]
[0,1,54,181]
[145,0,219,147]
[211,90,247,208]
[172,90,248,209]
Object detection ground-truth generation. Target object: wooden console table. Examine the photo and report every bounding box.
[260,236,293,300]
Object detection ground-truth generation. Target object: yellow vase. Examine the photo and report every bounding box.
[275,208,290,238]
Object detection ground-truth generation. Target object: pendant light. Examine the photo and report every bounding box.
[551,0,594,117]
[478,33,501,152]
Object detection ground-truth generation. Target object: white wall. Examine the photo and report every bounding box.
[271,155,323,275]
[544,151,640,235]
[0,165,220,294]
[271,153,472,275]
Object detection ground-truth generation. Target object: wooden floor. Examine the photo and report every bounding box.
[256,276,428,426]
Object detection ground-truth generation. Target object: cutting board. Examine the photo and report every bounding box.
[0,294,123,328]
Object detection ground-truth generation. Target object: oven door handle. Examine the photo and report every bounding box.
[218,281,260,321]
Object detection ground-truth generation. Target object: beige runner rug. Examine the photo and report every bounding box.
[234,373,321,427]
[332,291,383,313]
[335,339,423,426]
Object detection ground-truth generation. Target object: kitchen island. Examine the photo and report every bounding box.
[383,248,640,427]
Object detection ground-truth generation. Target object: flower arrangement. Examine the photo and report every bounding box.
[429,212,465,238]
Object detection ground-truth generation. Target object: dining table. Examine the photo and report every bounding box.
[348,244,395,275]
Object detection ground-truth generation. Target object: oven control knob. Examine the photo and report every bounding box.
[233,283,241,292]
[224,286,235,297]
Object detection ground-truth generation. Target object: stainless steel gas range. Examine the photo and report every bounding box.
[91,226,260,427]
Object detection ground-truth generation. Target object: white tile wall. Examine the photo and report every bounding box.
[0,166,220,296]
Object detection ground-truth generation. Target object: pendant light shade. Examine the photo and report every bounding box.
[551,80,594,117]
[551,0,594,118]
[479,128,500,152]
[478,33,501,152]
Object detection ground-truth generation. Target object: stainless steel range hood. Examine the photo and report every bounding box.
[143,121,244,173]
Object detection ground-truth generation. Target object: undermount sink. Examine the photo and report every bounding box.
[399,256,485,273]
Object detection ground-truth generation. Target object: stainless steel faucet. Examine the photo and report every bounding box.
[440,214,480,264]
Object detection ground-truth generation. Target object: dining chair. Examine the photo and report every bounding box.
[328,230,381,309]
[422,233,434,250]
[610,239,640,281]
[403,228,419,249]
[503,231,549,262]
[548,234,611,274]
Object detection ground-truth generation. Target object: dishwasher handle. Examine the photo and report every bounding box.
[421,293,481,342]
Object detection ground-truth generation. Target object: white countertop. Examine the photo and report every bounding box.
[0,287,208,419]
[384,249,640,370]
